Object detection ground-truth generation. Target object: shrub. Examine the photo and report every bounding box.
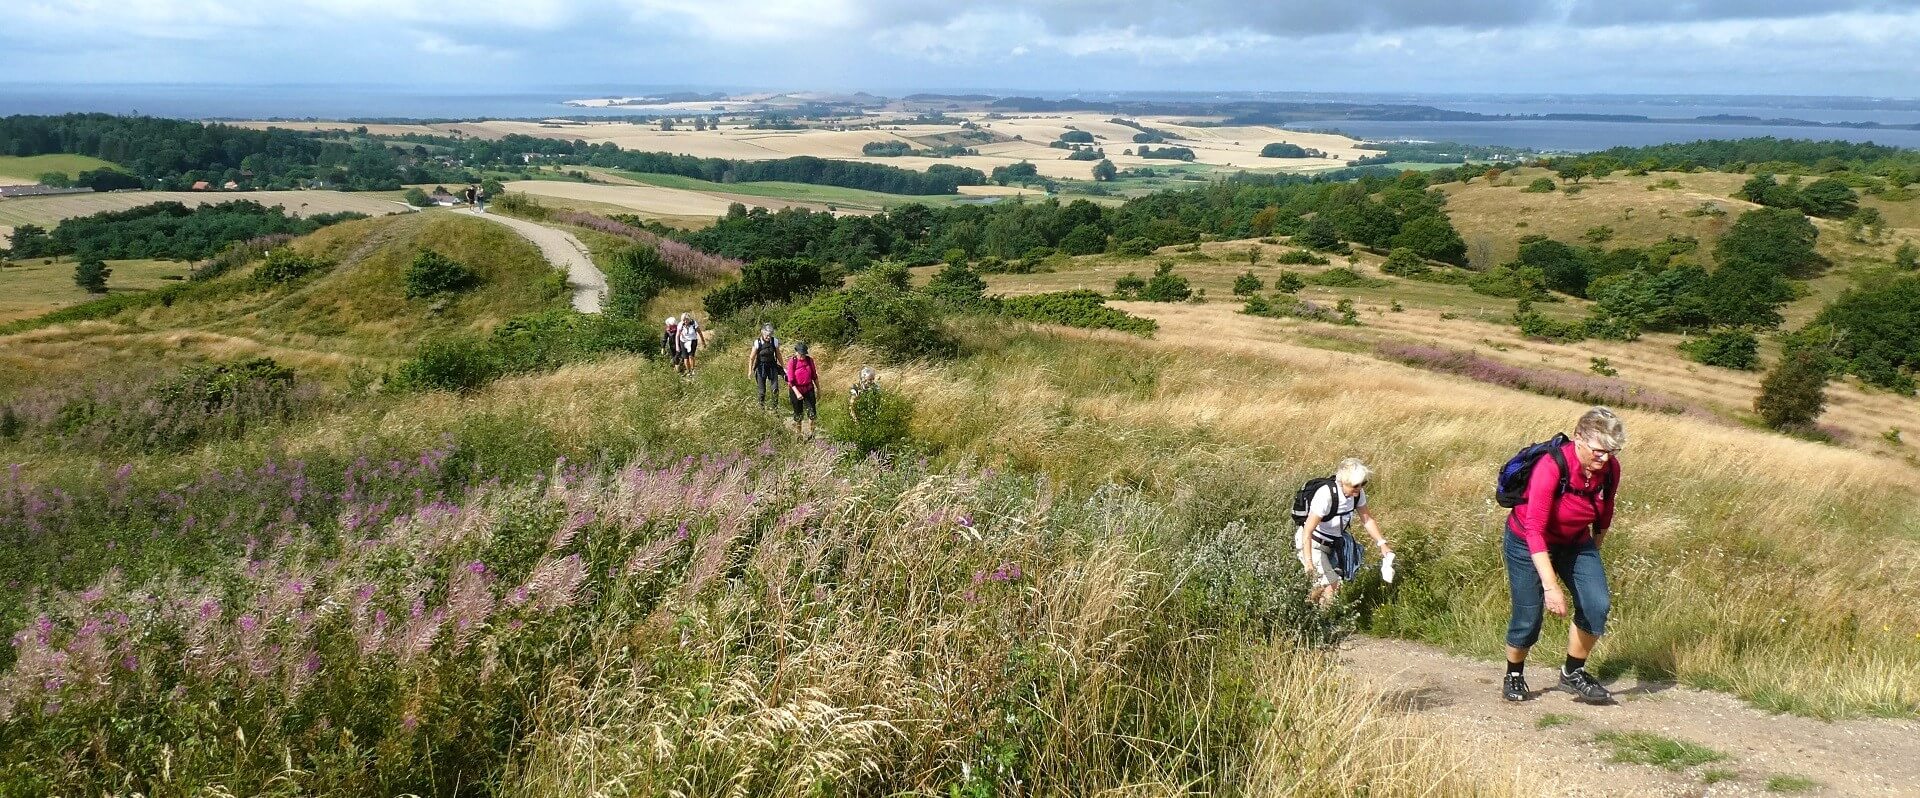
[1522,177,1558,192]
[1305,267,1384,288]
[602,244,671,319]
[1469,266,1552,301]
[1274,249,1329,266]
[1515,305,1588,343]
[1272,272,1306,294]
[1336,298,1360,325]
[1115,237,1156,257]
[1679,329,1760,370]
[1232,271,1263,296]
[705,258,828,319]
[390,337,502,393]
[830,389,916,455]
[73,258,110,293]
[924,261,989,308]
[1812,275,1920,392]
[1141,263,1192,302]
[1755,349,1830,431]
[784,279,958,363]
[1896,241,1918,271]
[0,358,312,452]
[1380,247,1430,277]
[403,187,432,207]
[1589,357,1618,377]
[1176,521,1349,645]
[1112,270,1146,298]
[404,249,480,300]
[1000,290,1157,336]
[253,248,328,285]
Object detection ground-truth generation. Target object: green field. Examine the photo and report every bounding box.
[0,154,123,183]
[595,168,974,210]
[0,257,191,323]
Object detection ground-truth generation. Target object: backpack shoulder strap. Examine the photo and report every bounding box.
[1545,440,1573,499]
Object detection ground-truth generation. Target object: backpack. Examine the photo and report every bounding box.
[1290,476,1356,528]
[1495,434,1616,508]
[788,356,816,390]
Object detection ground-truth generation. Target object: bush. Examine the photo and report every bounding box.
[1680,329,1760,370]
[404,249,480,300]
[1275,249,1330,266]
[1273,272,1306,293]
[783,278,958,363]
[1058,130,1094,144]
[1177,521,1349,645]
[1258,142,1310,158]
[1469,265,1552,301]
[1115,237,1156,257]
[999,290,1157,336]
[925,261,989,308]
[404,187,432,207]
[831,389,917,455]
[705,257,828,319]
[1232,271,1263,296]
[1755,349,1830,430]
[1141,262,1192,302]
[0,358,311,453]
[1112,272,1146,299]
[1380,247,1430,277]
[1896,241,1918,271]
[1812,274,1920,391]
[602,245,671,319]
[1522,177,1558,192]
[73,258,110,293]
[390,337,502,393]
[1305,267,1384,288]
[1514,304,1588,343]
[252,249,328,284]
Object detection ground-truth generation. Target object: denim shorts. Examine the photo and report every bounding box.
[1503,528,1611,648]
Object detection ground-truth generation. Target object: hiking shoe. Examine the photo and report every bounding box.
[1503,673,1529,702]
[1559,667,1613,703]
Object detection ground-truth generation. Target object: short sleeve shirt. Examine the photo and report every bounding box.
[1307,484,1366,545]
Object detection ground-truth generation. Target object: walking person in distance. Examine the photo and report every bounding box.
[786,342,819,438]
[1499,406,1625,704]
[747,324,783,409]
[677,312,703,374]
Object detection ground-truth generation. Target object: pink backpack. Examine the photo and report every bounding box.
[787,356,816,390]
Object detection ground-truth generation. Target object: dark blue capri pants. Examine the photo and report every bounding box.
[1503,528,1611,648]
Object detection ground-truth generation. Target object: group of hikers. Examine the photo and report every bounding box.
[661,315,880,439]
[1293,406,1626,705]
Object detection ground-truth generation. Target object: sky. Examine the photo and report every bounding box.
[4,0,1919,97]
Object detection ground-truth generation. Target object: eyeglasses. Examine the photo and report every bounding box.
[1582,441,1620,457]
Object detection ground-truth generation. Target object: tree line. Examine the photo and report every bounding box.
[5,201,363,261]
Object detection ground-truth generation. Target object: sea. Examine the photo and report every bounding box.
[5,84,1919,153]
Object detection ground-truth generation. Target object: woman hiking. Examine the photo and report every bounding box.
[1295,458,1392,608]
[786,342,819,438]
[747,324,783,409]
[662,316,681,371]
[1502,406,1624,704]
[677,312,703,375]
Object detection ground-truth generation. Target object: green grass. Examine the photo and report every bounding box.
[1593,731,1728,770]
[0,257,191,323]
[0,153,121,182]
[1534,713,1574,729]
[1703,768,1739,784]
[594,168,973,210]
[1766,774,1818,793]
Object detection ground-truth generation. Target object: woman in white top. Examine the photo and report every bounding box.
[677,312,703,373]
[1296,458,1393,607]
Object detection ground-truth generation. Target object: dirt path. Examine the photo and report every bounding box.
[1340,636,1920,797]
[458,210,606,313]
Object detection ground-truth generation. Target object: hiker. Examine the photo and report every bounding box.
[1499,406,1624,705]
[1294,458,1392,607]
[677,312,703,373]
[786,342,818,437]
[848,366,878,422]
[463,185,478,212]
[662,316,681,371]
[747,324,783,409]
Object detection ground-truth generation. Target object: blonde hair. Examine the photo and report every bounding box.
[1335,457,1371,488]
[1575,406,1626,450]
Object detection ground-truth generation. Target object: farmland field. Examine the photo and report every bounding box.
[0,154,123,185]
[0,258,191,323]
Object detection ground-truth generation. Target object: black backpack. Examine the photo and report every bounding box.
[1495,434,1615,508]
[1290,476,1355,527]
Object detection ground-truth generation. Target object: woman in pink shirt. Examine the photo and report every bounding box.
[786,342,818,438]
[1502,407,1624,705]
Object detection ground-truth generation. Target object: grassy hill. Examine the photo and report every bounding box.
[0,212,568,392]
[0,166,1915,796]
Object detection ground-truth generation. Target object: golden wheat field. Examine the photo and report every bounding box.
[0,189,408,241]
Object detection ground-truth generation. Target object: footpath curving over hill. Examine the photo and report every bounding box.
[457,210,607,313]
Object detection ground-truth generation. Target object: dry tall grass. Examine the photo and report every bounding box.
[822,325,1920,718]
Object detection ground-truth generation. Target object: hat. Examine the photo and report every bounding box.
[795,342,809,355]
[664,316,677,325]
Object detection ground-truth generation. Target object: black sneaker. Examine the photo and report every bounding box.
[1503,673,1529,702]
[1559,667,1613,703]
